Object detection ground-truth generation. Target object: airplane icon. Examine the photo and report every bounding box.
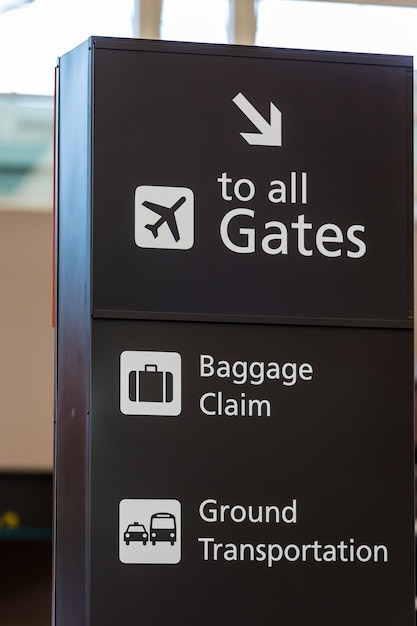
[143,196,186,242]
[135,185,194,250]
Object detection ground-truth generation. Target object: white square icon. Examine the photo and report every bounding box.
[135,185,194,250]
[119,499,181,564]
[120,351,181,416]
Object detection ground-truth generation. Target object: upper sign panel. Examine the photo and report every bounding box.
[91,38,413,325]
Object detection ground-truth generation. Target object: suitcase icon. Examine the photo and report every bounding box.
[128,364,173,403]
[120,351,181,416]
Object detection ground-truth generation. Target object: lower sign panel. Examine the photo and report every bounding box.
[90,319,414,625]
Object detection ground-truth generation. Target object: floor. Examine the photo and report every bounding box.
[0,541,52,626]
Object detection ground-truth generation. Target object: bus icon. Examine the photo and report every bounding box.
[150,512,177,546]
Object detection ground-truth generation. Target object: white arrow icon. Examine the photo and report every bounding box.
[232,92,282,147]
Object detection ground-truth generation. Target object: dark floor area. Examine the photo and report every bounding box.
[0,540,52,626]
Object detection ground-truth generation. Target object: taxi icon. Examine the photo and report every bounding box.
[124,522,148,546]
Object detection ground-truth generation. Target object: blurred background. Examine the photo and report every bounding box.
[0,1,415,624]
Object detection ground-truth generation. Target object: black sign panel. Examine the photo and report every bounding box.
[91,39,413,324]
[54,38,414,626]
[90,319,414,625]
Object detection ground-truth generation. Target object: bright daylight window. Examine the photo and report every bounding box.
[0,0,133,209]
[160,0,229,44]
[256,0,417,58]
[0,0,135,95]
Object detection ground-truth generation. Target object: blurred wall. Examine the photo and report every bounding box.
[0,210,53,471]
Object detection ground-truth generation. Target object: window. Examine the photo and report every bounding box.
[0,0,134,94]
[160,0,229,44]
[256,0,417,58]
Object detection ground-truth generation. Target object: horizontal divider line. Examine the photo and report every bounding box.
[93,309,413,330]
